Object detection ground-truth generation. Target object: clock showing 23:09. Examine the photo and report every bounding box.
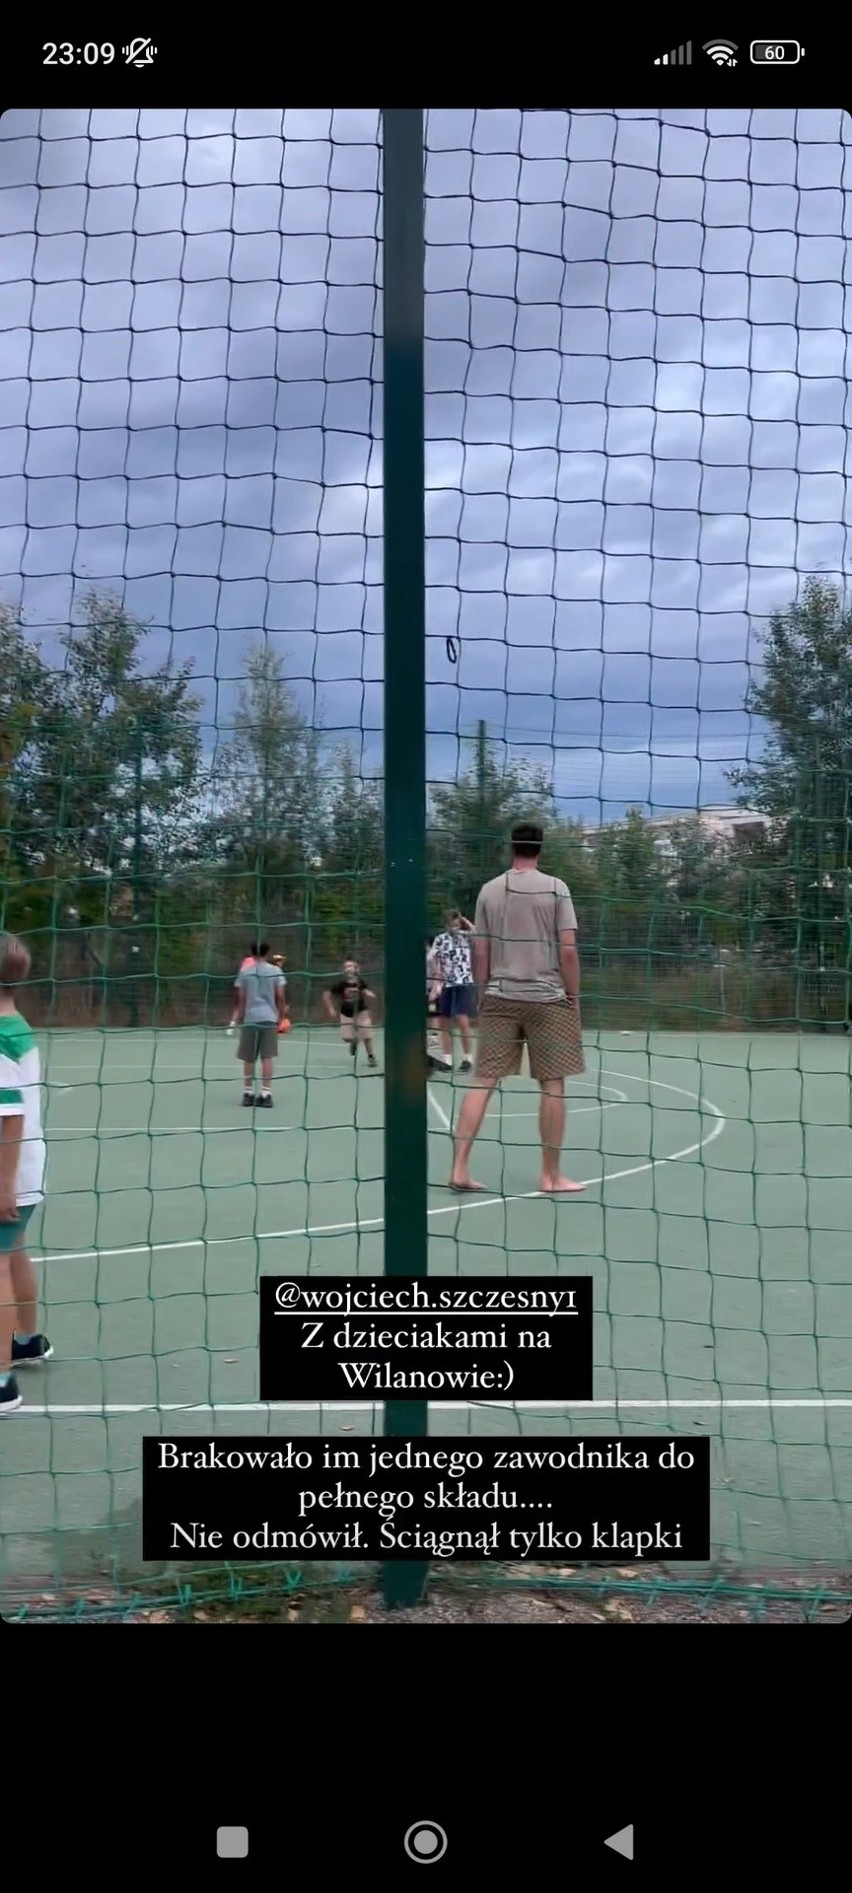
[43,43,119,64]
[42,40,157,65]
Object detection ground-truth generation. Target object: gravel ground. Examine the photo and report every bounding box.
[16,1568,851,1625]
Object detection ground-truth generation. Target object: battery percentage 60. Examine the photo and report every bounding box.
[750,41,804,63]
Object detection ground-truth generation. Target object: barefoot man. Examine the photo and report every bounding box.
[449,821,585,1196]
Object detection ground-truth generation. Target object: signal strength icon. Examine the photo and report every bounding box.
[703,39,738,65]
[654,43,692,64]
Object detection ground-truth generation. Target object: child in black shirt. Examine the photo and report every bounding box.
[324,960,378,1069]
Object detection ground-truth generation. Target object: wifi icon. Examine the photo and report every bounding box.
[703,38,738,65]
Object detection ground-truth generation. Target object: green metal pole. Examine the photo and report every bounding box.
[381,108,429,1610]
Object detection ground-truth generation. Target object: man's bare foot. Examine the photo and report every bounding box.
[448,1176,487,1193]
[539,1176,585,1194]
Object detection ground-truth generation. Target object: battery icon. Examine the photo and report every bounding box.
[750,40,804,63]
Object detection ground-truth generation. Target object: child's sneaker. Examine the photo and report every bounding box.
[0,1375,23,1415]
[242,1091,255,1107]
[461,1056,473,1072]
[12,1333,53,1367]
[256,1092,273,1108]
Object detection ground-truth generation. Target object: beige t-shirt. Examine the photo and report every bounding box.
[474,869,578,1002]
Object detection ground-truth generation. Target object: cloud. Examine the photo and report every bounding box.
[1,105,849,813]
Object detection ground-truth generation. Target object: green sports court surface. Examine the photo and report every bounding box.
[2,1025,851,1594]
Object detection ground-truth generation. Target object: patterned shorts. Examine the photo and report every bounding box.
[475,995,585,1085]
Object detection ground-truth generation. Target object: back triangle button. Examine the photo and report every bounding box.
[604,1825,634,1861]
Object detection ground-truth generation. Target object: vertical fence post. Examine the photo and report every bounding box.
[381,108,429,1609]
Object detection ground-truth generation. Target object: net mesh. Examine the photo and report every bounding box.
[1,105,850,1621]
[424,105,852,1611]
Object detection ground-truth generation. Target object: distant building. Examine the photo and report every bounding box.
[579,805,771,859]
[644,806,770,857]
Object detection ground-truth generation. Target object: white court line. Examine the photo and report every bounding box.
[47,1124,300,1137]
[16,1397,852,1417]
[46,1105,621,1133]
[427,1083,629,1127]
[44,1058,357,1082]
[501,1104,623,1119]
[436,1080,631,1123]
[502,1084,629,1120]
[46,1069,212,1082]
[426,1084,453,1134]
[43,1066,726,1265]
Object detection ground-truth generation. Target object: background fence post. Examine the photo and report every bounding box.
[381,108,429,1610]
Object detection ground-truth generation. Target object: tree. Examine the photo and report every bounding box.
[0,601,53,909]
[207,640,323,929]
[730,579,852,978]
[317,746,384,963]
[429,719,555,916]
[0,592,205,1020]
[665,817,739,952]
[591,808,673,956]
[29,591,201,907]
[545,816,599,924]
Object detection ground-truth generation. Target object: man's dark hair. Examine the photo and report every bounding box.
[511,822,543,859]
[249,941,269,957]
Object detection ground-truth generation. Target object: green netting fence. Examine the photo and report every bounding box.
[1,105,851,1622]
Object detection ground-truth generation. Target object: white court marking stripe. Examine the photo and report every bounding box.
[45,1109,624,1131]
[427,1084,453,1134]
[501,1104,624,1119]
[46,1101,626,1132]
[44,1059,363,1081]
[43,1067,726,1264]
[47,1124,301,1137]
[16,1397,852,1416]
[502,1084,629,1120]
[444,1081,631,1123]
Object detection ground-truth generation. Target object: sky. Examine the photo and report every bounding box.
[1,105,850,821]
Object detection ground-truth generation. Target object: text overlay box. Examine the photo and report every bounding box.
[259,1275,593,1401]
[143,1434,711,1562]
